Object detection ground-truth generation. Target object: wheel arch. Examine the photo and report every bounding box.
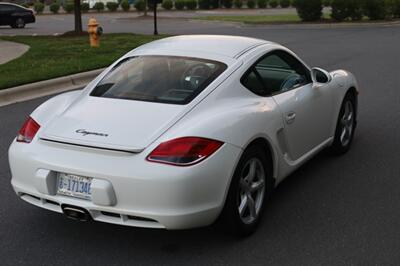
[337,86,358,129]
[216,135,278,227]
[346,86,358,118]
[242,136,277,187]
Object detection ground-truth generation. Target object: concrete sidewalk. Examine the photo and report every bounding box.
[0,40,30,64]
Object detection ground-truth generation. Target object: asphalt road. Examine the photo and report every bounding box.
[0,9,380,36]
[1,23,400,265]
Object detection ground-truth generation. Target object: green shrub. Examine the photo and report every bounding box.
[234,0,243,7]
[280,0,291,7]
[222,0,233,8]
[93,2,105,11]
[247,0,256,8]
[134,0,145,11]
[293,0,323,21]
[161,0,173,9]
[269,0,278,7]
[34,2,45,13]
[22,3,30,8]
[175,0,185,9]
[385,0,400,18]
[331,0,347,21]
[198,0,211,9]
[81,2,90,12]
[210,0,220,8]
[185,0,197,9]
[121,0,130,11]
[106,2,119,11]
[346,0,363,20]
[49,2,60,13]
[394,0,400,17]
[331,0,363,21]
[257,0,267,8]
[322,0,331,6]
[362,0,386,20]
[147,0,155,9]
[63,1,74,13]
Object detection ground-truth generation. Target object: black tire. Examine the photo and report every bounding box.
[330,92,357,155]
[14,18,25,29]
[219,145,273,237]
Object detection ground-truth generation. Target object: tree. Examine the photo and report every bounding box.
[74,0,82,33]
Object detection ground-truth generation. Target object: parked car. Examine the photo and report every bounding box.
[9,35,359,236]
[0,2,35,28]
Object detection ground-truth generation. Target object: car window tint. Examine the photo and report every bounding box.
[91,56,227,105]
[241,70,267,96]
[254,51,311,94]
[1,5,16,12]
[257,54,291,70]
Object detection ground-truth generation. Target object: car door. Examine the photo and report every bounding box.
[253,50,334,161]
[0,5,7,25]
[0,4,15,26]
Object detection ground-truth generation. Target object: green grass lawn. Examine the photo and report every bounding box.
[196,14,302,24]
[196,13,334,24]
[0,34,165,90]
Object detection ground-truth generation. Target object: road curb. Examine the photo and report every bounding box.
[0,68,105,107]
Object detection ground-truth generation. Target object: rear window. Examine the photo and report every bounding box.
[90,55,227,105]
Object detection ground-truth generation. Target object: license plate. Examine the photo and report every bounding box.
[57,173,92,200]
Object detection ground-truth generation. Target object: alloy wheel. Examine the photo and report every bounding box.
[340,101,354,147]
[237,158,266,224]
[16,19,24,28]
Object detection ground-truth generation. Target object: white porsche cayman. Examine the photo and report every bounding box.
[9,35,358,236]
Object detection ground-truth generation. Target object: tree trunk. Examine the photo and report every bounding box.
[74,0,82,33]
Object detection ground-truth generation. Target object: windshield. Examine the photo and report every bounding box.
[90,55,227,105]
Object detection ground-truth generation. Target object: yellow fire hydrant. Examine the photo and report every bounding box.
[88,18,103,48]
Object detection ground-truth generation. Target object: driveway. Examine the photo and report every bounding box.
[0,23,399,265]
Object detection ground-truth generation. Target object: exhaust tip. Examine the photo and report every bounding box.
[61,204,92,222]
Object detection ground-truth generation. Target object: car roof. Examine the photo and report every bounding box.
[131,35,276,60]
[0,2,28,8]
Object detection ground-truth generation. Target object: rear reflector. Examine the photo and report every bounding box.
[17,117,40,143]
[146,137,223,166]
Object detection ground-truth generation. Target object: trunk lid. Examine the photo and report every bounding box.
[40,96,186,153]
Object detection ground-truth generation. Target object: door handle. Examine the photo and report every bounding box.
[285,112,296,124]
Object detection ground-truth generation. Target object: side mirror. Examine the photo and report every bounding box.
[311,67,332,85]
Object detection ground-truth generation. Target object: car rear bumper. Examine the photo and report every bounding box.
[9,138,242,229]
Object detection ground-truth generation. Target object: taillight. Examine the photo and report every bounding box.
[17,117,40,143]
[146,137,223,166]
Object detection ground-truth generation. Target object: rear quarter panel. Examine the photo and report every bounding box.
[157,64,285,182]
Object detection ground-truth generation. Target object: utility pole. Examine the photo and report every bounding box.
[153,1,158,35]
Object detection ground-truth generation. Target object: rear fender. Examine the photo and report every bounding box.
[31,90,82,126]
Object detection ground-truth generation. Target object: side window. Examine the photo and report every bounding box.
[241,70,267,96]
[258,54,291,70]
[1,5,16,12]
[255,50,311,95]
